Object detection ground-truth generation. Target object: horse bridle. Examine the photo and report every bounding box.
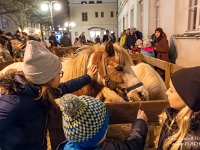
[101,52,143,102]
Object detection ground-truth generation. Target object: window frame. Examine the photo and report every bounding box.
[2,19,8,27]
[82,12,88,21]
[89,1,94,4]
[101,12,104,18]
[95,12,98,18]
[111,11,114,17]
[186,0,200,32]
[97,1,102,3]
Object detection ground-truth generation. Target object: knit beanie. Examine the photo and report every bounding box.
[155,28,163,34]
[171,67,200,111]
[60,94,109,148]
[23,40,61,84]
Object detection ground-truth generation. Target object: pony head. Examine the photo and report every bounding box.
[61,41,149,102]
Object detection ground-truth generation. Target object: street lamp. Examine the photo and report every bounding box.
[64,22,76,40]
[64,22,76,31]
[41,1,61,30]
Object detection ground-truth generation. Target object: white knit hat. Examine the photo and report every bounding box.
[23,40,61,84]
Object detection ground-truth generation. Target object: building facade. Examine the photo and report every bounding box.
[68,0,118,44]
[118,0,200,67]
[0,15,18,34]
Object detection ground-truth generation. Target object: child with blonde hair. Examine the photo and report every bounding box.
[157,67,200,150]
[131,39,143,54]
[140,39,155,58]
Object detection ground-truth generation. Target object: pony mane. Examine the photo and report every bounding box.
[112,44,133,66]
[61,45,95,82]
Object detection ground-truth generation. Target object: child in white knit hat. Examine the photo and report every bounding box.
[0,40,98,149]
[57,94,148,150]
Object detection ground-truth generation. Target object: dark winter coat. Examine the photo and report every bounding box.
[79,35,86,44]
[7,40,13,57]
[60,36,72,47]
[49,35,60,47]
[102,35,111,43]
[123,34,137,49]
[0,74,91,150]
[158,108,200,150]
[95,38,101,43]
[135,30,143,40]
[57,119,148,150]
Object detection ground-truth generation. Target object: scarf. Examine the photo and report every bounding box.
[64,142,101,150]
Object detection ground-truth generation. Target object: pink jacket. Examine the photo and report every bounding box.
[141,46,154,53]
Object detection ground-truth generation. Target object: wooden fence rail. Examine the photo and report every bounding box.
[48,100,169,150]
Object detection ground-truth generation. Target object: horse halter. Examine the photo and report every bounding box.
[101,52,143,102]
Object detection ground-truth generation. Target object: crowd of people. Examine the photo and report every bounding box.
[0,29,75,62]
[117,27,169,79]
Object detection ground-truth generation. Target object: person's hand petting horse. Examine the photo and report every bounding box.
[87,65,98,80]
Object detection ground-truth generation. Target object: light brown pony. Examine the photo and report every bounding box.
[61,41,149,102]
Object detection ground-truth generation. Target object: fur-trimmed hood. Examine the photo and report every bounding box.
[0,72,39,97]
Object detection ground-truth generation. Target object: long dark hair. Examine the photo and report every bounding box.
[0,69,59,116]
[153,28,164,46]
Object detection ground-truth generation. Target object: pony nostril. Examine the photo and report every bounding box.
[138,92,146,101]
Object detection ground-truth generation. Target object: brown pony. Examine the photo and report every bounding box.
[61,41,149,102]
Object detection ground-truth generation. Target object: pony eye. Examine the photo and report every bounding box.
[115,66,123,72]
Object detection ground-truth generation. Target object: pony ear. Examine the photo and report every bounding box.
[105,40,115,56]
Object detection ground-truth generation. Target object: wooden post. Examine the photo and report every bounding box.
[165,63,171,88]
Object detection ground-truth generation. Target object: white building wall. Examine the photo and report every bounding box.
[117,0,150,39]
[148,0,156,36]
[142,0,149,39]
[69,0,117,44]
[118,0,137,36]
[174,0,188,34]
[159,0,176,39]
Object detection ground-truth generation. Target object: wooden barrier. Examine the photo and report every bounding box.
[47,100,168,149]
